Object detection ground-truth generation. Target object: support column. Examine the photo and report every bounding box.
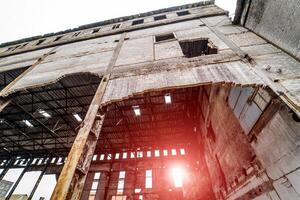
[51,32,126,200]
[50,75,107,200]
[104,162,113,200]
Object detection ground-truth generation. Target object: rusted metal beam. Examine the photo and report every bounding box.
[0,99,10,112]
[50,76,108,199]
[51,33,125,199]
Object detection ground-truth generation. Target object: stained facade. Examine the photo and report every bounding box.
[0,1,299,200]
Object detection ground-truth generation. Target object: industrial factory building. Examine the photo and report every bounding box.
[0,0,299,199]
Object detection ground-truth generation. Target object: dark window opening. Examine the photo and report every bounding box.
[131,19,144,26]
[132,19,144,26]
[20,43,28,49]
[177,10,190,16]
[154,15,167,21]
[92,28,101,33]
[36,39,46,46]
[179,38,218,58]
[72,32,81,37]
[155,33,175,43]
[112,24,121,29]
[54,36,63,42]
[6,45,20,52]
[6,47,14,52]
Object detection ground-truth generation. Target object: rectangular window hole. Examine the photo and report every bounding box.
[179,38,218,58]
[36,39,46,46]
[177,10,190,16]
[72,32,81,37]
[154,15,166,21]
[54,35,63,42]
[112,24,121,29]
[155,33,175,43]
[92,28,101,33]
[132,19,144,26]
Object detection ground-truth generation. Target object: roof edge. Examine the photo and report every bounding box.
[0,1,213,47]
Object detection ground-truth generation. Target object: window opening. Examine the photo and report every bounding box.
[154,15,167,21]
[132,19,144,26]
[36,39,45,46]
[130,152,135,159]
[92,28,101,33]
[133,106,141,116]
[123,152,128,159]
[154,150,160,157]
[172,168,183,188]
[179,38,218,58]
[145,170,152,188]
[180,148,185,155]
[111,196,127,200]
[100,154,105,160]
[135,188,141,193]
[92,155,97,161]
[147,151,151,157]
[54,35,63,42]
[137,151,143,158]
[171,149,177,156]
[89,172,101,199]
[112,24,121,29]
[177,10,190,16]
[72,32,81,37]
[155,33,175,43]
[117,171,126,194]
[163,150,168,156]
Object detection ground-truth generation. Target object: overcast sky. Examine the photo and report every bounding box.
[0,0,236,44]
[0,0,236,199]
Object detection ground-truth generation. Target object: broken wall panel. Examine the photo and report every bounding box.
[0,47,54,73]
[102,61,264,105]
[176,27,229,50]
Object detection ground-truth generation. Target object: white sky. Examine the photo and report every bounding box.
[0,0,236,44]
[0,0,236,199]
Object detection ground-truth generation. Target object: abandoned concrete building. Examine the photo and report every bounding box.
[0,0,299,199]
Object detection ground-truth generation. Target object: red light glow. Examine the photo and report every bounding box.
[171,167,184,188]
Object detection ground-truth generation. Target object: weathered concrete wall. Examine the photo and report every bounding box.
[200,86,261,199]
[0,2,299,200]
[242,0,300,60]
[83,155,214,200]
[251,106,300,199]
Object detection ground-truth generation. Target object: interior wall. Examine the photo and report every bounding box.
[82,156,215,200]
[201,85,300,200]
[198,85,258,199]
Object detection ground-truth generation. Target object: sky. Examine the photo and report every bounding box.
[0,0,236,44]
[0,0,236,199]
